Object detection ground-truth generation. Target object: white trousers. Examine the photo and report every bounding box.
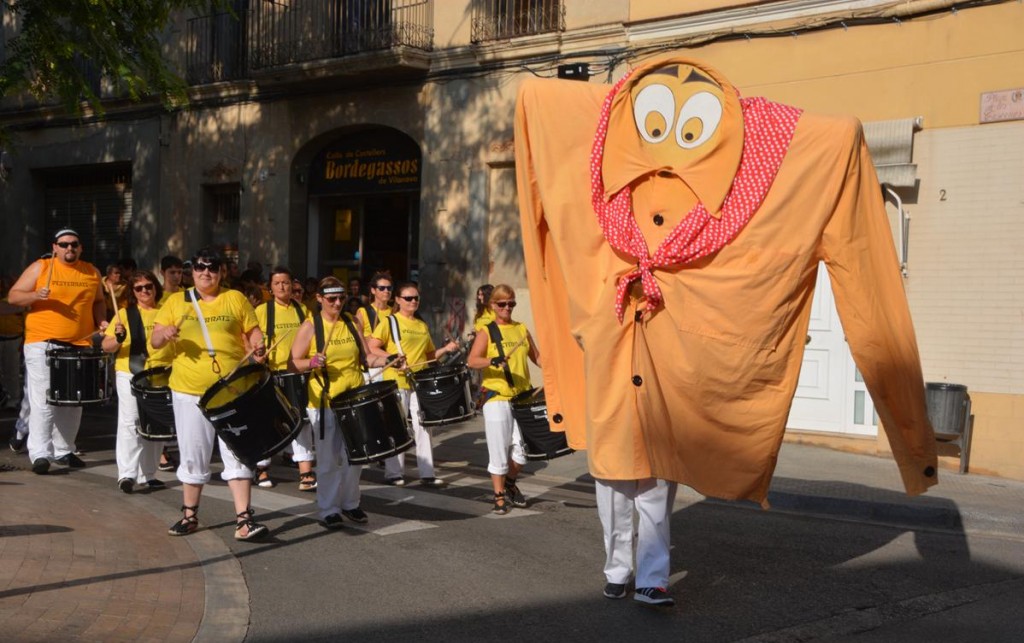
[24,342,81,462]
[114,371,162,482]
[384,388,434,480]
[171,391,252,484]
[595,478,677,589]
[482,400,527,475]
[308,407,363,519]
[0,336,22,404]
[15,380,30,436]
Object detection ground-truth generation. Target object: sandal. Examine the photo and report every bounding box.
[298,471,317,492]
[235,507,268,541]
[492,493,510,515]
[168,504,199,536]
[254,467,275,488]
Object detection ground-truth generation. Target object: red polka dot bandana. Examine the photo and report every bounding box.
[591,72,803,322]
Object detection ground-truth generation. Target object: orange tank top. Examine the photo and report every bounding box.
[25,258,101,346]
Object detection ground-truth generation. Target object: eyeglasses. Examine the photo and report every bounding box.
[374,285,393,291]
[322,295,343,303]
[193,261,221,273]
[133,283,155,292]
[493,301,517,309]
[397,295,420,302]
[55,241,80,249]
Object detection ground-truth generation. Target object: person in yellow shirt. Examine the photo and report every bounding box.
[353,271,395,377]
[471,284,494,332]
[101,270,173,493]
[253,266,315,491]
[151,247,268,541]
[159,255,184,306]
[368,282,459,487]
[290,277,391,529]
[466,285,541,514]
[7,229,107,474]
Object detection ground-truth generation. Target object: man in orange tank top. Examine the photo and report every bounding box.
[7,229,107,474]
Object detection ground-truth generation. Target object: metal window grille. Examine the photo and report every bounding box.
[471,0,564,43]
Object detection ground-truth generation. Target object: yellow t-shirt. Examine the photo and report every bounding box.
[473,308,496,332]
[371,313,435,390]
[360,304,394,337]
[479,321,532,402]
[25,258,101,345]
[255,300,309,371]
[305,315,365,407]
[104,306,174,373]
[154,289,258,395]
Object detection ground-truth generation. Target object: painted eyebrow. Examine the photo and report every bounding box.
[648,65,679,78]
[683,69,720,88]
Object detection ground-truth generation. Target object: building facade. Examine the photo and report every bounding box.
[2,0,1022,479]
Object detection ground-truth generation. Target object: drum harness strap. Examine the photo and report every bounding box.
[363,305,378,332]
[187,288,221,375]
[265,299,305,366]
[486,321,516,389]
[125,305,148,375]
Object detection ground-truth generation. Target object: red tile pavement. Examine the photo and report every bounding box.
[0,468,205,642]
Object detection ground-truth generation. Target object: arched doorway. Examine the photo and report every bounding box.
[304,127,421,285]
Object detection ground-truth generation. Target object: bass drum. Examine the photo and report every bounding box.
[511,388,574,461]
[130,366,176,441]
[332,381,413,465]
[198,364,303,469]
[410,364,475,426]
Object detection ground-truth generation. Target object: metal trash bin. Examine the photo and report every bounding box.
[925,382,968,440]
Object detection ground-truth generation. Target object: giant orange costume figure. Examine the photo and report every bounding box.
[514,56,938,605]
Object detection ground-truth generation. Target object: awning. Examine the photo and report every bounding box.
[863,117,923,188]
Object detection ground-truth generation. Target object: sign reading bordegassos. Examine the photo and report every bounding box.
[309,128,421,194]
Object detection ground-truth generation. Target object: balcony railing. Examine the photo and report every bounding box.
[471,0,564,43]
[249,0,434,70]
[186,1,433,83]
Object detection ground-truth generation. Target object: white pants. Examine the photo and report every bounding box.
[595,478,677,589]
[482,400,527,475]
[257,424,314,468]
[114,371,162,482]
[171,391,253,484]
[308,407,363,519]
[0,336,22,404]
[15,380,30,437]
[24,342,81,462]
[384,388,434,480]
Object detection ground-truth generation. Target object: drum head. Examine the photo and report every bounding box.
[411,363,466,384]
[199,364,268,412]
[332,380,399,407]
[131,366,172,393]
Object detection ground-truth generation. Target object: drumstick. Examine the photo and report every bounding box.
[45,257,55,290]
[105,280,124,327]
[222,328,296,382]
[316,318,340,368]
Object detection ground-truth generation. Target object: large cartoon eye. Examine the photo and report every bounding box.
[633,84,675,144]
[675,91,723,149]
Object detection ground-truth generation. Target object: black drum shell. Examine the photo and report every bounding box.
[510,388,574,461]
[130,366,176,441]
[273,371,310,426]
[198,364,302,468]
[331,380,413,465]
[410,364,475,426]
[46,347,112,406]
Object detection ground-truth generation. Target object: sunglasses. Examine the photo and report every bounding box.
[133,283,155,292]
[55,241,80,249]
[493,301,517,309]
[192,261,221,273]
[374,285,393,291]
[397,295,420,302]
[322,295,343,303]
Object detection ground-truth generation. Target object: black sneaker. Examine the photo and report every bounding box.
[118,478,134,494]
[420,477,446,488]
[504,479,527,507]
[56,453,86,468]
[32,458,50,475]
[146,479,166,489]
[634,587,674,606]
[603,582,628,599]
[341,508,368,524]
[321,514,345,530]
[8,434,26,453]
[384,477,405,487]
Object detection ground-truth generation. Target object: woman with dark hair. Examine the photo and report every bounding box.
[151,247,269,541]
[368,282,459,487]
[289,276,391,529]
[101,270,171,494]
[472,284,495,332]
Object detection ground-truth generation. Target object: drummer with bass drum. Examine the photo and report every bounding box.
[466,284,541,513]
[151,247,269,541]
[368,282,459,487]
[6,228,108,474]
[254,265,317,492]
[101,271,174,493]
[289,277,393,529]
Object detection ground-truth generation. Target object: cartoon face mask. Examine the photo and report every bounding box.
[630,64,726,167]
